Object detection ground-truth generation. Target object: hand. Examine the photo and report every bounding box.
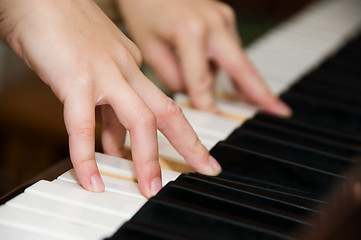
[0,0,221,198]
[117,0,291,115]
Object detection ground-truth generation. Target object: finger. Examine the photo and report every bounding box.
[217,2,239,40]
[176,23,217,112]
[64,90,104,193]
[210,31,291,116]
[100,104,128,159]
[141,39,184,92]
[105,77,161,198]
[128,72,222,177]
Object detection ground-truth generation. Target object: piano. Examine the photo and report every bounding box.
[1,0,361,239]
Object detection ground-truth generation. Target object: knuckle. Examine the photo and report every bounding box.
[118,45,143,67]
[118,48,135,62]
[77,156,95,167]
[72,121,95,138]
[205,4,235,28]
[219,4,236,23]
[158,97,183,124]
[206,9,223,25]
[181,17,207,39]
[130,43,143,67]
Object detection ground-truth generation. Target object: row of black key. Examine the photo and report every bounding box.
[108,32,361,239]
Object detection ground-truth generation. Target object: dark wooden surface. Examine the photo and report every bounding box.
[0,48,70,196]
[0,157,72,205]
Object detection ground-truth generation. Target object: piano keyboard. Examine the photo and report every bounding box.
[1,0,361,239]
[110,23,361,239]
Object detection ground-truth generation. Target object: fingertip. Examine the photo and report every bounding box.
[150,177,162,197]
[190,90,217,113]
[208,155,222,175]
[197,155,222,176]
[269,99,292,118]
[90,174,105,193]
[139,175,163,199]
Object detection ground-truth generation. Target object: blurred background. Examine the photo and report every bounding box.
[0,0,314,197]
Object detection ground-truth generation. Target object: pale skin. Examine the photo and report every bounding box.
[0,0,290,198]
[117,0,291,114]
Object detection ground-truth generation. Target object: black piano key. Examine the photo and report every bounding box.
[210,141,345,196]
[129,194,293,240]
[107,221,187,240]
[331,49,361,64]
[317,55,361,76]
[301,71,361,92]
[281,91,361,134]
[183,173,324,209]
[156,182,308,231]
[175,174,317,217]
[328,44,361,62]
[341,34,361,53]
[289,80,361,107]
[240,118,361,158]
[253,113,361,147]
[225,128,353,173]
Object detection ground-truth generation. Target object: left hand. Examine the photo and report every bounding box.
[117,0,291,116]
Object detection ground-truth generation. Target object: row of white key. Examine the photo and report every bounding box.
[0,153,181,240]
[246,0,361,95]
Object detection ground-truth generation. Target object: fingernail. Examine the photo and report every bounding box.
[275,101,292,117]
[91,174,105,193]
[208,156,222,175]
[150,177,162,197]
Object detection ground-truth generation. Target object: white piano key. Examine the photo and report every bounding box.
[214,70,238,97]
[26,180,146,218]
[182,107,240,137]
[292,0,361,35]
[156,135,185,162]
[215,99,257,120]
[248,42,326,69]
[273,29,336,50]
[275,20,339,42]
[6,192,124,233]
[125,130,187,164]
[0,205,108,240]
[265,78,293,95]
[94,152,137,180]
[161,167,182,183]
[58,169,144,199]
[58,167,179,198]
[0,223,64,240]
[174,94,249,123]
[95,152,181,183]
[253,57,307,80]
